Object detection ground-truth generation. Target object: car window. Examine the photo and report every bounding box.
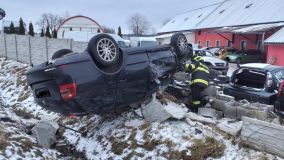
[140,41,158,47]
[205,51,213,56]
[274,69,284,83]
[195,50,206,56]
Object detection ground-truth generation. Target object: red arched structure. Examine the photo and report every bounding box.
[56,15,104,32]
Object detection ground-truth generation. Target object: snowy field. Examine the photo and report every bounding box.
[0,57,282,160]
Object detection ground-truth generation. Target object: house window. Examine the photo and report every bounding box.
[227,40,232,47]
[198,40,201,45]
[206,40,210,47]
[240,41,247,51]
[257,40,263,51]
[216,40,221,47]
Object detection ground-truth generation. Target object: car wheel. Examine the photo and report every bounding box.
[51,49,73,60]
[236,58,241,64]
[170,32,191,59]
[87,34,120,67]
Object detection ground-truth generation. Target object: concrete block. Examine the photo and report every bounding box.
[32,121,59,148]
[142,100,171,123]
[164,102,188,120]
[198,108,216,118]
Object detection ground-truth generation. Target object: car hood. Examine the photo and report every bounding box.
[203,56,226,64]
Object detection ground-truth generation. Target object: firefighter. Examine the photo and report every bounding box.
[182,53,210,113]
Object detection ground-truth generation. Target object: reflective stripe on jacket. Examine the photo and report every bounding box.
[184,59,209,88]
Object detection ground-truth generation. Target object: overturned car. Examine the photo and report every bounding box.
[26,33,191,115]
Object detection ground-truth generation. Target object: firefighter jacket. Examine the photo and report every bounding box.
[184,56,210,88]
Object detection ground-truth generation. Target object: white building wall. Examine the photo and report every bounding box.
[57,17,102,39]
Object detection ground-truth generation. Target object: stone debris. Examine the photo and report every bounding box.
[217,120,243,136]
[32,120,59,148]
[142,98,189,123]
[164,102,188,119]
[186,112,216,125]
[198,108,216,118]
[142,100,171,123]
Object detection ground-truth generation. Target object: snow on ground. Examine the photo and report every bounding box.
[0,57,282,160]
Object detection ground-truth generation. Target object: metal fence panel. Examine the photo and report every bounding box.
[17,35,30,63]
[30,37,47,65]
[72,41,88,53]
[0,34,5,57]
[47,38,72,59]
[6,34,17,60]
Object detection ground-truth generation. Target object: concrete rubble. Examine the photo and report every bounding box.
[217,120,243,136]
[32,120,59,148]
[198,107,216,118]
[142,98,188,123]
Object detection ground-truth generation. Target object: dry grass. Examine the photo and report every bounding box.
[128,129,137,149]
[189,136,225,160]
[140,129,162,151]
[110,136,128,155]
[14,108,35,119]
[157,92,182,105]
[10,136,35,152]
[0,130,8,151]
[139,121,150,130]
[17,91,30,102]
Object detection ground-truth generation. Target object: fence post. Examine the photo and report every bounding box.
[15,34,18,61]
[28,35,32,66]
[45,37,48,61]
[4,34,7,60]
[70,39,73,50]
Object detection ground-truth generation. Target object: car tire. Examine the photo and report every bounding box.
[87,34,120,67]
[51,49,73,60]
[170,32,192,59]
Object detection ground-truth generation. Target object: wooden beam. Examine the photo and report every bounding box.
[241,117,284,158]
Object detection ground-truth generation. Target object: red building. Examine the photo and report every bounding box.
[265,27,284,65]
[158,0,284,65]
[194,25,278,51]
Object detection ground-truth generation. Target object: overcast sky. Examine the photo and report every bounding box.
[1,0,222,34]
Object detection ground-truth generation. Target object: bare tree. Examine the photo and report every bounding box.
[127,13,150,35]
[36,13,65,32]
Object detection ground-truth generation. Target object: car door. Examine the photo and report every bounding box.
[73,62,118,113]
[117,50,150,105]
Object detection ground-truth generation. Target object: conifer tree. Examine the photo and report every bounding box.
[19,18,25,35]
[28,22,34,36]
[118,26,122,37]
[9,22,16,34]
